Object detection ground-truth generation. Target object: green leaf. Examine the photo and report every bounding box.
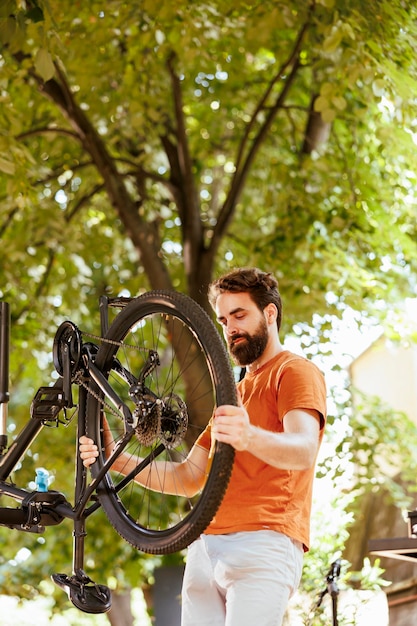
[0,16,17,44]
[332,95,347,110]
[35,48,55,81]
[0,157,15,175]
[322,28,343,53]
[314,95,329,112]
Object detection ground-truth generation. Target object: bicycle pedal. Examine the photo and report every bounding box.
[52,572,112,614]
[31,387,66,420]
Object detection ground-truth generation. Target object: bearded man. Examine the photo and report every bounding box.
[80,267,327,626]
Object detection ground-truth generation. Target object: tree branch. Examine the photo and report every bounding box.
[166,54,198,209]
[165,55,206,296]
[32,61,173,291]
[17,127,79,141]
[234,5,315,175]
[210,3,316,254]
[301,94,331,154]
[0,207,19,239]
[65,184,105,221]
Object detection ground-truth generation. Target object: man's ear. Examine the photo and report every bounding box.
[264,302,278,325]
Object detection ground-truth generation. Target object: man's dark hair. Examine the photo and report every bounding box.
[208,267,282,331]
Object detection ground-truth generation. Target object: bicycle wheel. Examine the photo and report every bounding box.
[86,290,237,554]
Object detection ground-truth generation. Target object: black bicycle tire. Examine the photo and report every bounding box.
[87,290,237,554]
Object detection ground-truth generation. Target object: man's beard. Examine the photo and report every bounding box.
[228,317,269,367]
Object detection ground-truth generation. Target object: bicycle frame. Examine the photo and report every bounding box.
[0,297,137,613]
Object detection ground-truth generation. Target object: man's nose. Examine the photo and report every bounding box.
[224,322,238,338]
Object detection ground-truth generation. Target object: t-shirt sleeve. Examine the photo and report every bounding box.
[194,421,212,450]
[277,359,327,428]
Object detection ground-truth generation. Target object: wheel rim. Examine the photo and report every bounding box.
[91,293,236,553]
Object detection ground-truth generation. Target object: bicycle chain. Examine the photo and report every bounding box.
[76,331,156,420]
[80,330,147,352]
[75,330,151,420]
[74,372,122,418]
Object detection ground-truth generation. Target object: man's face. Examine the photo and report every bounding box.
[215,292,269,367]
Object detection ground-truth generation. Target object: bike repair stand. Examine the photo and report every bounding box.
[51,456,113,616]
[51,468,112,616]
[51,438,111,613]
[49,338,112,614]
[1,302,111,614]
[311,559,341,626]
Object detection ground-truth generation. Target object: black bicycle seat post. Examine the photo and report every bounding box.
[0,301,10,453]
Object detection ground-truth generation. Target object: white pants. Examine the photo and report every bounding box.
[181,530,303,626]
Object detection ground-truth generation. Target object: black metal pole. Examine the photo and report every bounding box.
[0,302,10,454]
[0,302,10,403]
[326,559,341,626]
[73,385,88,574]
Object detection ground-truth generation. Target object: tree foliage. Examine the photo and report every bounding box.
[1,0,417,326]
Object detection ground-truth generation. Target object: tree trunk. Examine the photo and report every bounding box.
[106,589,135,626]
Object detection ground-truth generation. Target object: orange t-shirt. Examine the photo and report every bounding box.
[196,351,327,551]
